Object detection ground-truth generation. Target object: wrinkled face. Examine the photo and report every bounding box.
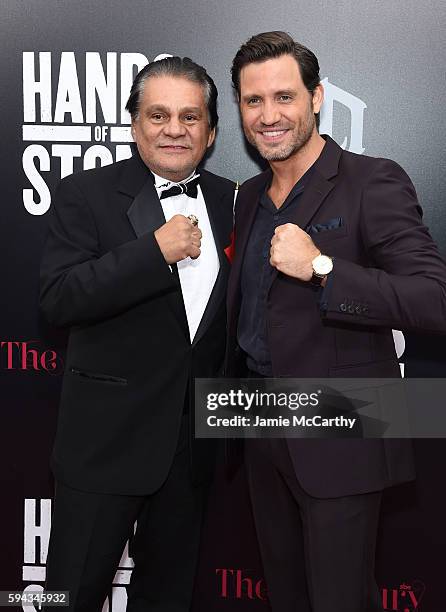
[238,54,323,161]
[132,75,215,181]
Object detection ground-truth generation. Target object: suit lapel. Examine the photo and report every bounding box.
[228,171,269,325]
[290,136,341,230]
[266,136,342,293]
[192,171,231,346]
[120,154,190,340]
[290,170,336,231]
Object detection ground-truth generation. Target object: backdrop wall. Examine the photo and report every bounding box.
[1,1,445,610]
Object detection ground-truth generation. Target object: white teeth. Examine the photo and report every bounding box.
[262,130,286,137]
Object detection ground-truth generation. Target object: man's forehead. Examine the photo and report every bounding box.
[240,55,303,91]
[140,75,206,104]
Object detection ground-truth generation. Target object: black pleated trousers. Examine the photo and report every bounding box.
[45,417,206,612]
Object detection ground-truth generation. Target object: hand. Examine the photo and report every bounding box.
[270,223,320,280]
[154,214,202,264]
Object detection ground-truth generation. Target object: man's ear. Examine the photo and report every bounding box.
[207,127,216,148]
[312,83,324,115]
[130,120,137,141]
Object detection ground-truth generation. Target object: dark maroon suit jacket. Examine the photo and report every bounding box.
[226,135,446,497]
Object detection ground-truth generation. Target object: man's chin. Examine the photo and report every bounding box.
[155,163,195,181]
[258,146,294,162]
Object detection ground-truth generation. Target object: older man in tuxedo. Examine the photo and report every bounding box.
[227,31,446,612]
[40,56,234,611]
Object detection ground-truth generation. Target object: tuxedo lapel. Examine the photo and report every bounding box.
[192,171,232,346]
[120,155,190,340]
[126,175,166,238]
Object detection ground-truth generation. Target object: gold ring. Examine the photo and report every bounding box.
[188,214,199,227]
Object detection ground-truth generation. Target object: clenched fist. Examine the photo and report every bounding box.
[270,223,320,281]
[154,214,202,264]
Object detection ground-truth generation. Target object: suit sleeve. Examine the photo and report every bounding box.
[322,159,446,333]
[40,175,176,327]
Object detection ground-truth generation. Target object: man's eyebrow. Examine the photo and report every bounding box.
[180,106,203,114]
[144,104,169,115]
[144,105,204,114]
[241,93,261,102]
[275,89,296,96]
[241,89,297,102]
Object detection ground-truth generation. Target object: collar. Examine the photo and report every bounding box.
[152,169,199,192]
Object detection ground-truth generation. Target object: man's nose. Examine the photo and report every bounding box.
[163,117,187,138]
[260,100,281,125]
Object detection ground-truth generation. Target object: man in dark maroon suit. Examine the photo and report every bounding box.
[227,31,446,612]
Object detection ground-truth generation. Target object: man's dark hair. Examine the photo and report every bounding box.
[231,31,321,127]
[126,56,218,129]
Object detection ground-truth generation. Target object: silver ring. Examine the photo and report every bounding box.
[188,214,199,227]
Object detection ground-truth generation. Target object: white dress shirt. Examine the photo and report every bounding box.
[153,171,220,342]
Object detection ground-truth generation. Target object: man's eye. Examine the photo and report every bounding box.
[152,113,164,121]
[184,115,197,122]
[247,98,260,105]
[278,95,292,102]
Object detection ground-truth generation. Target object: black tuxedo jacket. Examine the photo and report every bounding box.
[227,135,446,498]
[40,153,235,495]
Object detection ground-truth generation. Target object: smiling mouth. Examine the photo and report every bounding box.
[258,129,288,140]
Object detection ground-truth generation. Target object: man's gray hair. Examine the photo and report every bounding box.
[125,56,219,129]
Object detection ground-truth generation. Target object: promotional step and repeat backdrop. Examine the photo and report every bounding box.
[1,1,445,609]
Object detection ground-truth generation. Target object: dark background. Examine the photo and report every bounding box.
[1,1,445,609]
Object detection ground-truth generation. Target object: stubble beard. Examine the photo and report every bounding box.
[246,110,316,162]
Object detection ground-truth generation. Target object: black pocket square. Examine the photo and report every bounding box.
[306,217,343,234]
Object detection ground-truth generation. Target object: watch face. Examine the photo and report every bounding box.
[313,254,333,275]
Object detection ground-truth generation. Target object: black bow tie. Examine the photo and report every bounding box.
[159,176,200,200]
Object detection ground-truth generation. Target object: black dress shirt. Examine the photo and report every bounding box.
[238,167,314,375]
